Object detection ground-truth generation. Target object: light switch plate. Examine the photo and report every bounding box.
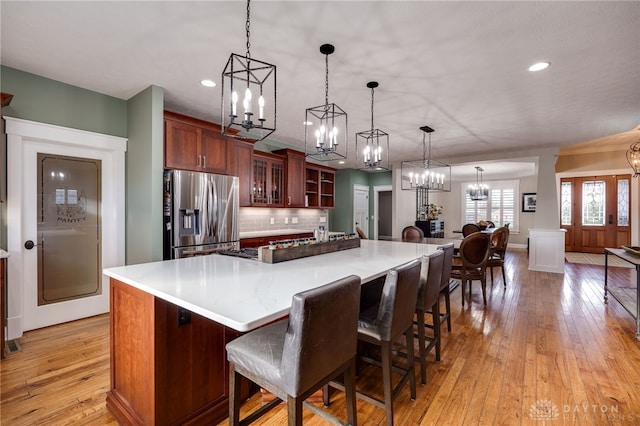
[270,217,275,225]
[292,217,298,224]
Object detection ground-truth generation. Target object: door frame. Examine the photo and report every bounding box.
[373,185,392,240]
[5,117,126,339]
[557,168,639,251]
[353,184,369,238]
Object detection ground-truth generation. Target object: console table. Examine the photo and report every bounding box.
[604,248,640,340]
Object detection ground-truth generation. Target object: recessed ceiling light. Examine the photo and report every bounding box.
[303,121,313,126]
[528,62,550,72]
[200,79,216,87]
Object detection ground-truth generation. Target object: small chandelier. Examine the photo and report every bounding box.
[467,166,489,201]
[627,130,640,178]
[305,44,348,162]
[356,81,389,171]
[401,126,451,192]
[221,0,276,141]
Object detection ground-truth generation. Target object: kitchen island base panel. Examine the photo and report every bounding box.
[107,278,249,425]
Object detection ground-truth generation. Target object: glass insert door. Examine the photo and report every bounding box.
[37,154,102,305]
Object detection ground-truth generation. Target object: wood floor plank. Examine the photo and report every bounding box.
[2,248,640,425]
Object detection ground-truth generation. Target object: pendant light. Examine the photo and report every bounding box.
[401,126,451,192]
[467,166,489,201]
[305,44,348,162]
[221,0,276,141]
[356,81,389,171]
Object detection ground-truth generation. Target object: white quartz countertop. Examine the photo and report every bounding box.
[103,240,439,332]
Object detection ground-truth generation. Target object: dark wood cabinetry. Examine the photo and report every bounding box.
[305,165,336,208]
[274,149,306,208]
[164,111,229,174]
[415,220,444,238]
[240,232,314,248]
[107,279,250,426]
[251,152,284,207]
[228,139,254,206]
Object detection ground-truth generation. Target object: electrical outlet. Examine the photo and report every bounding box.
[177,307,191,326]
[319,216,327,223]
[270,217,275,225]
[292,217,298,224]
[284,217,289,224]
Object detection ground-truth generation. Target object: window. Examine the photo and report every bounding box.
[463,180,519,231]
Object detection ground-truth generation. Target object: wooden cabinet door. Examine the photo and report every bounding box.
[200,129,228,174]
[165,119,198,171]
[274,149,306,208]
[229,139,254,207]
[252,153,284,207]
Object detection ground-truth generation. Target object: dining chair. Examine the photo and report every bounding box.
[401,225,424,242]
[487,226,510,286]
[461,223,481,237]
[485,220,496,228]
[450,232,492,306]
[356,226,367,239]
[226,275,362,426]
[328,258,421,426]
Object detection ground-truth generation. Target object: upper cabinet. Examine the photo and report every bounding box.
[164,111,229,174]
[305,164,336,208]
[273,149,306,208]
[228,139,254,207]
[251,152,284,207]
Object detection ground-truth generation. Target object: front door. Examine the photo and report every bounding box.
[561,175,631,253]
[6,118,126,338]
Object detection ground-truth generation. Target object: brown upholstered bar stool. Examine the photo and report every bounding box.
[226,275,361,426]
[432,243,455,333]
[414,250,444,384]
[329,258,421,426]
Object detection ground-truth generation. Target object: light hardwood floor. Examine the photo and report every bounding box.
[2,248,640,425]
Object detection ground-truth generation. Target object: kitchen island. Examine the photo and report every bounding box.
[103,239,440,425]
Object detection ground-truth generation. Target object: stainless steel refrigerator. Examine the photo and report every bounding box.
[163,170,239,259]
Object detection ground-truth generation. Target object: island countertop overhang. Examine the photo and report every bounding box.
[103,240,440,331]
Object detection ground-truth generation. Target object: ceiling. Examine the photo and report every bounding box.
[2,1,639,178]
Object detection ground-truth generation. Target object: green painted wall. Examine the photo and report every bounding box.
[0,66,128,249]
[126,85,164,264]
[330,169,392,234]
[0,66,127,137]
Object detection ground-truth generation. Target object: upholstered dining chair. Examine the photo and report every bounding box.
[487,226,510,286]
[401,225,424,242]
[485,220,496,228]
[327,258,421,426]
[226,275,362,426]
[356,226,367,239]
[450,232,492,306]
[461,223,482,237]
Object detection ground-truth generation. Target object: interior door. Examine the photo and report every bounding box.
[6,118,125,338]
[561,175,631,253]
[353,186,369,238]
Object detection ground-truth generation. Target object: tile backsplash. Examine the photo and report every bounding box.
[239,208,329,233]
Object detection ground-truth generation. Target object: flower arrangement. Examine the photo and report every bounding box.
[427,203,443,220]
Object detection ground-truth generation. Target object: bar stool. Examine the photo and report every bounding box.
[329,258,421,426]
[226,275,362,426]
[433,243,455,332]
[414,250,444,384]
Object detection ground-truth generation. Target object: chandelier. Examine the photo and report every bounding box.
[627,130,640,178]
[221,0,276,141]
[356,81,389,171]
[305,44,348,162]
[467,166,489,201]
[401,126,451,191]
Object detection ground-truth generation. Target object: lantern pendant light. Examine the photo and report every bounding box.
[356,81,389,171]
[305,44,348,162]
[221,0,276,141]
